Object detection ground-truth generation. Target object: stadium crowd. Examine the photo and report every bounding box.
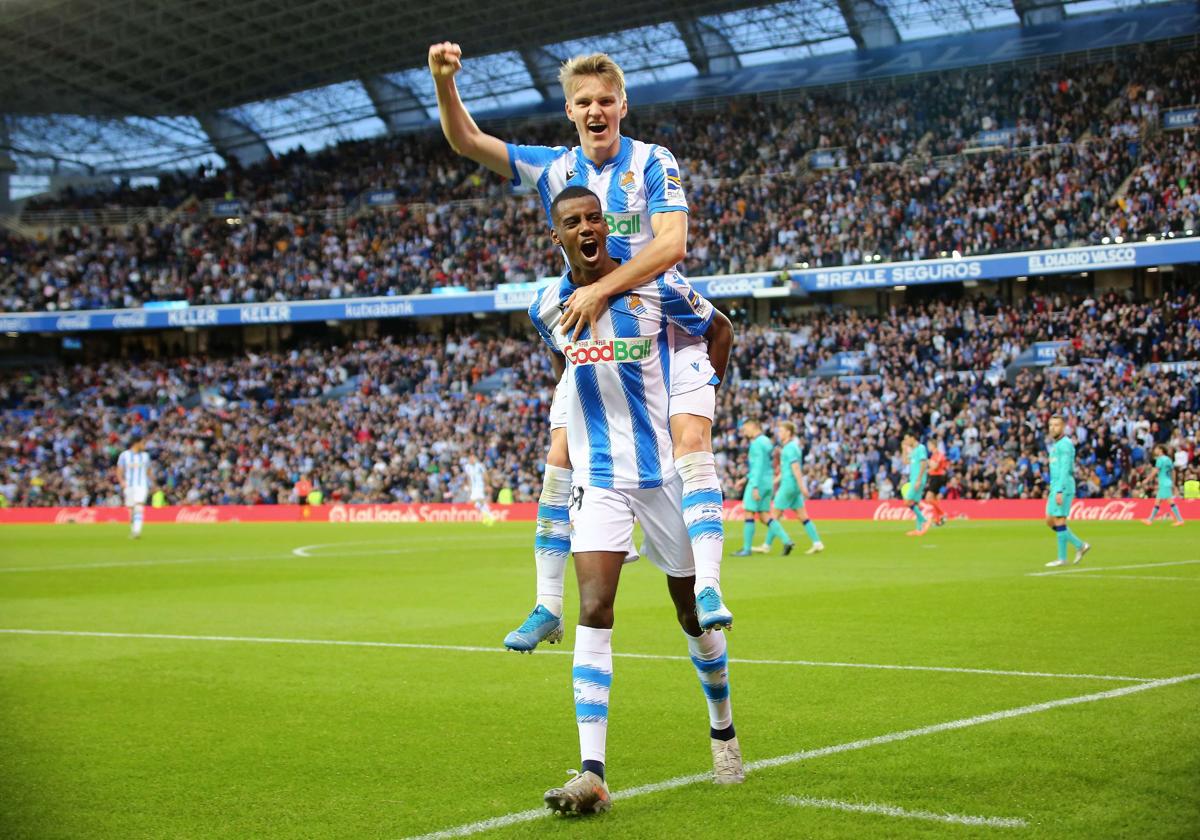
[2,47,1198,313]
[2,289,1196,508]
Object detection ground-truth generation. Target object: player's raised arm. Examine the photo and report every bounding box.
[428,42,513,178]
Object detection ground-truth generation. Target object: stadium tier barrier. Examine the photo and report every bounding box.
[4,240,1200,330]
[0,499,1192,525]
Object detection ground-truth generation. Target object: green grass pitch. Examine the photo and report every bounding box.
[1,520,1197,839]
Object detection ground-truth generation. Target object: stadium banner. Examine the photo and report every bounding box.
[211,200,243,217]
[1,499,1190,525]
[0,272,776,333]
[808,149,845,170]
[973,128,1016,147]
[793,239,1200,292]
[364,189,398,206]
[1033,341,1070,364]
[1163,107,1199,130]
[7,238,1200,332]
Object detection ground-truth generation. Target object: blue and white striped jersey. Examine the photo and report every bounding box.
[507,135,689,265]
[529,269,713,490]
[117,449,150,490]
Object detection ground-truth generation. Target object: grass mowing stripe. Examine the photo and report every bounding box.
[0,628,1153,682]
[402,672,1200,840]
[0,535,529,573]
[1027,559,1200,577]
[778,795,1029,828]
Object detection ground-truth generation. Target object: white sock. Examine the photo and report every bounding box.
[687,630,732,730]
[573,625,613,766]
[535,465,572,617]
[131,505,144,537]
[677,452,724,596]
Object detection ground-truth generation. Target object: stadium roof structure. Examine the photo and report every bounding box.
[0,0,1174,182]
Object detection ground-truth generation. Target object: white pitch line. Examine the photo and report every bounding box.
[1028,559,1200,578]
[779,795,1028,828]
[0,535,527,572]
[291,536,526,558]
[0,629,1153,683]
[402,672,1200,840]
[1058,574,1200,583]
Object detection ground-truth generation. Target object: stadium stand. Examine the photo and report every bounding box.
[3,290,1196,507]
[2,46,1198,313]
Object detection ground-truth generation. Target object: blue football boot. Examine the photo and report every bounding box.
[504,605,564,652]
[695,586,734,632]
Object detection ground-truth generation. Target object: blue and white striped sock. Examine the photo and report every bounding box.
[573,626,613,770]
[534,465,572,617]
[687,630,733,736]
[677,452,725,596]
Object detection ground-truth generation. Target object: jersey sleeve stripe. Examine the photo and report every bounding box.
[657,274,713,336]
[528,289,558,352]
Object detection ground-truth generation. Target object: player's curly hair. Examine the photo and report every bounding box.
[559,53,627,103]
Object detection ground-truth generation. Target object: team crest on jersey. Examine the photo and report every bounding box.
[619,170,637,192]
[626,293,646,315]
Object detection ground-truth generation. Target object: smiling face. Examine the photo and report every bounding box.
[550,193,610,279]
[564,75,627,163]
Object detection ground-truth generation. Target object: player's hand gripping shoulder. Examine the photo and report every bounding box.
[560,282,610,341]
[428,42,463,78]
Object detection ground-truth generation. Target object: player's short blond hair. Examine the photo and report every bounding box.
[779,421,796,437]
[559,53,627,103]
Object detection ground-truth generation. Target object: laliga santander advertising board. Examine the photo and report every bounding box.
[0,499,1189,524]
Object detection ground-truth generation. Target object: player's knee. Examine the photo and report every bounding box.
[577,595,614,629]
[670,418,711,458]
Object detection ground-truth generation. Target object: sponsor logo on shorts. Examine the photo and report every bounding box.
[563,338,653,366]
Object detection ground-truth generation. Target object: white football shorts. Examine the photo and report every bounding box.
[669,338,716,420]
[568,474,694,577]
[124,486,149,507]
